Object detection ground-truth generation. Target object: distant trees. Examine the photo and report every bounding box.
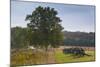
[11,27,95,49]
[11,27,28,49]
[25,6,64,50]
[63,31,95,47]
[63,39,95,47]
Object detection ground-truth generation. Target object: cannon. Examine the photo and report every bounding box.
[63,47,88,57]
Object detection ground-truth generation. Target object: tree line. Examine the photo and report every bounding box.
[11,27,95,49]
[63,31,95,47]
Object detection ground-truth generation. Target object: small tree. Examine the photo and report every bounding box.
[25,6,64,51]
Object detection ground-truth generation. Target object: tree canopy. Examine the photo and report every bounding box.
[25,6,64,49]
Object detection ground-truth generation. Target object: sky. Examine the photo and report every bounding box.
[11,0,95,32]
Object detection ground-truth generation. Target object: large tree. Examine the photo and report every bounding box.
[25,6,64,50]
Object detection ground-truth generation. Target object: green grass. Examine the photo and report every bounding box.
[55,50,95,63]
[11,49,95,66]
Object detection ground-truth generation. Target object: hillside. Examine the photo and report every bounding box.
[63,31,95,47]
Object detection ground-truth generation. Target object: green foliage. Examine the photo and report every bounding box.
[11,27,95,49]
[11,27,28,48]
[25,6,64,49]
[63,31,95,47]
[64,39,95,47]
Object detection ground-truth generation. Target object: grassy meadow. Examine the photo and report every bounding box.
[55,50,95,63]
[11,47,95,66]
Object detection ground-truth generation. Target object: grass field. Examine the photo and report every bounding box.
[55,50,95,63]
[11,48,95,66]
